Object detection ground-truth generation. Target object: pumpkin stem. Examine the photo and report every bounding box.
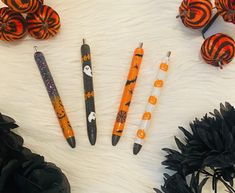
[202,12,220,39]
[34,46,38,53]
[213,59,223,69]
[218,61,223,69]
[42,23,49,32]
[229,9,235,14]
[176,10,187,18]
[219,63,223,69]
[0,23,6,31]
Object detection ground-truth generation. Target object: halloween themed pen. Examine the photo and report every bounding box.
[81,39,97,145]
[133,51,171,155]
[34,47,76,148]
[112,43,144,146]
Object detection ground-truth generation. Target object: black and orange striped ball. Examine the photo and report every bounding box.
[179,0,212,29]
[26,5,61,40]
[0,7,27,41]
[1,0,43,13]
[201,33,235,67]
[215,0,235,24]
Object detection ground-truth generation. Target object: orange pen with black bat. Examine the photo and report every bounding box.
[112,43,144,146]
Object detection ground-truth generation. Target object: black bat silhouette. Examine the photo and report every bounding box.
[135,54,143,57]
[125,101,131,107]
[133,64,139,69]
[126,77,137,86]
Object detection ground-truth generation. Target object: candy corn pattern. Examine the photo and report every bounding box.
[112,43,144,146]
[133,52,171,155]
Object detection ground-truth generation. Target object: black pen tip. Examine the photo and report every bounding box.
[112,135,120,146]
[133,143,142,155]
[89,136,96,146]
[67,137,76,148]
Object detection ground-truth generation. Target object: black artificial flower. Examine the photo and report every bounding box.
[154,173,207,193]
[0,112,71,193]
[0,114,23,173]
[163,102,235,175]
[13,152,71,193]
[158,102,235,193]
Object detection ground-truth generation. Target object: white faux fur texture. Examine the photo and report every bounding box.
[0,0,235,193]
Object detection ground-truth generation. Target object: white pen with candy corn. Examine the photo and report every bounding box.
[133,51,171,155]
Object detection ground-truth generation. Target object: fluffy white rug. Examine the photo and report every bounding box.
[0,0,234,192]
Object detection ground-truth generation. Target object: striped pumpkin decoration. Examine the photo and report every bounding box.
[1,0,43,13]
[26,5,61,40]
[215,0,235,24]
[0,7,27,41]
[201,33,235,67]
[178,0,212,29]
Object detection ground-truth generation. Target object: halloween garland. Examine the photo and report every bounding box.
[155,102,235,193]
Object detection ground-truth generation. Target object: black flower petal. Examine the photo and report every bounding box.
[154,173,193,193]
[0,113,18,133]
[0,112,71,193]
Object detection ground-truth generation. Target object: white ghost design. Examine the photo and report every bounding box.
[83,65,93,77]
[88,112,96,122]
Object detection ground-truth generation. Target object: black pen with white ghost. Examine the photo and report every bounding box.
[81,39,97,145]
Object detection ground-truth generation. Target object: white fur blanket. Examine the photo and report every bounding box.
[0,0,234,192]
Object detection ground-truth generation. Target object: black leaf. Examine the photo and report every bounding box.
[153,188,162,193]
[174,137,186,152]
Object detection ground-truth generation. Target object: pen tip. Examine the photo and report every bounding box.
[89,135,96,146]
[167,51,171,57]
[112,135,120,146]
[34,46,38,52]
[83,39,86,45]
[133,143,142,155]
[67,137,76,148]
[139,42,143,48]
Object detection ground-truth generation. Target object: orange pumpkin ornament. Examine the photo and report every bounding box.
[177,0,212,29]
[0,7,27,41]
[201,33,235,68]
[202,0,235,38]
[1,0,43,13]
[215,0,235,24]
[26,5,61,40]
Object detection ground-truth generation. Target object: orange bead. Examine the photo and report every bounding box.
[137,129,146,139]
[142,112,151,120]
[160,63,168,71]
[148,96,157,105]
[154,80,164,88]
